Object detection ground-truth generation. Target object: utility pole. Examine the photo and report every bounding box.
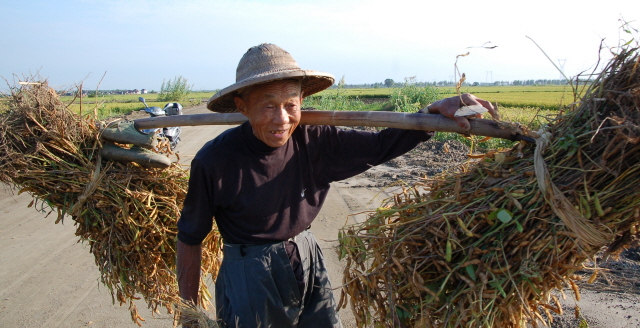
[557,58,567,83]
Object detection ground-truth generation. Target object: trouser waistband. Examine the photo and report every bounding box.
[222,230,311,259]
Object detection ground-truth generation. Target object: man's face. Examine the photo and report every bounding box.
[234,80,303,148]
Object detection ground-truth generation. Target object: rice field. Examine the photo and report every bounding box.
[61,92,210,119]
[60,86,564,149]
[460,90,576,109]
[316,85,578,110]
[305,85,565,149]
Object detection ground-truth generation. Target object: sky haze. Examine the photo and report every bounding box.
[2,0,638,91]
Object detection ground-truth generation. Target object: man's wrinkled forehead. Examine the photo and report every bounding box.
[241,79,302,101]
[262,90,300,100]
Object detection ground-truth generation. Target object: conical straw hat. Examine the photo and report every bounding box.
[207,43,335,112]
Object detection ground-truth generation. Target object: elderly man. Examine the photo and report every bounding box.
[177,43,494,327]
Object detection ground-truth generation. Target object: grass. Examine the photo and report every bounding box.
[309,82,561,150]
[67,101,170,119]
[60,85,561,148]
[315,85,577,110]
[319,88,395,98]
[60,91,212,104]
[432,106,557,150]
[157,76,193,103]
[303,87,369,111]
[62,92,210,119]
[389,78,439,112]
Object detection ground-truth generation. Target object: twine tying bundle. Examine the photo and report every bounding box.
[69,153,106,217]
[534,129,613,247]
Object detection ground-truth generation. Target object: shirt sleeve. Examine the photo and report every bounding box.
[177,157,216,246]
[317,126,433,182]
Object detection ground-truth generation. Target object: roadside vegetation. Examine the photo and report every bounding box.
[60,81,567,149]
[62,75,201,119]
[61,91,210,119]
[315,84,577,110]
[305,80,563,150]
[389,77,440,112]
[157,76,193,103]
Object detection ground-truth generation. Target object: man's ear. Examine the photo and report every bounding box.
[234,96,246,114]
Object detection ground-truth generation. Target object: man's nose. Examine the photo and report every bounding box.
[273,106,290,124]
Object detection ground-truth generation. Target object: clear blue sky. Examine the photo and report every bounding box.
[2,0,638,91]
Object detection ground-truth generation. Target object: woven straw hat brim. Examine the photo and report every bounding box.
[207,70,335,112]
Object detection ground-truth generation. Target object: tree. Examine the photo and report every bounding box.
[384,79,395,88]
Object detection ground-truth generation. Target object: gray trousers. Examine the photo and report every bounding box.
[215,230,343,328]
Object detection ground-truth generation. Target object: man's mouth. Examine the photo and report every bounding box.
[271,130,285,135]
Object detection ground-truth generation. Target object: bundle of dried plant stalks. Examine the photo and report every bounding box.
[0,81,222,325]
[339,47,640,327]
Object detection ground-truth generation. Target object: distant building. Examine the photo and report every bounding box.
[141,89,148,94]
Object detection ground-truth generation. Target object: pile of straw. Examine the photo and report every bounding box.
[339,47,640,327]
[0,82,222,325]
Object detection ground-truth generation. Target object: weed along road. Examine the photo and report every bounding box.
[0,103,364,327]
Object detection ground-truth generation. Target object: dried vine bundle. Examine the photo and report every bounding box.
[339,47,640,327]
[0,82,222,325]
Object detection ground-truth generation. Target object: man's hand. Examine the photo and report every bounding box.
[424,93,496,131]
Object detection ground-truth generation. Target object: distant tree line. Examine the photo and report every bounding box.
[328,78,571,89]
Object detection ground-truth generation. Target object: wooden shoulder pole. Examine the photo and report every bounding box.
[133,111,533,142]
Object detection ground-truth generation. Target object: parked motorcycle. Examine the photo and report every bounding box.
[138,97,182,150]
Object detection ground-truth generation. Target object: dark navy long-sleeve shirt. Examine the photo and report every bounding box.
[177,121,432,245]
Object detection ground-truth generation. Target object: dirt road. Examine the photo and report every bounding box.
[1,103,639,327]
